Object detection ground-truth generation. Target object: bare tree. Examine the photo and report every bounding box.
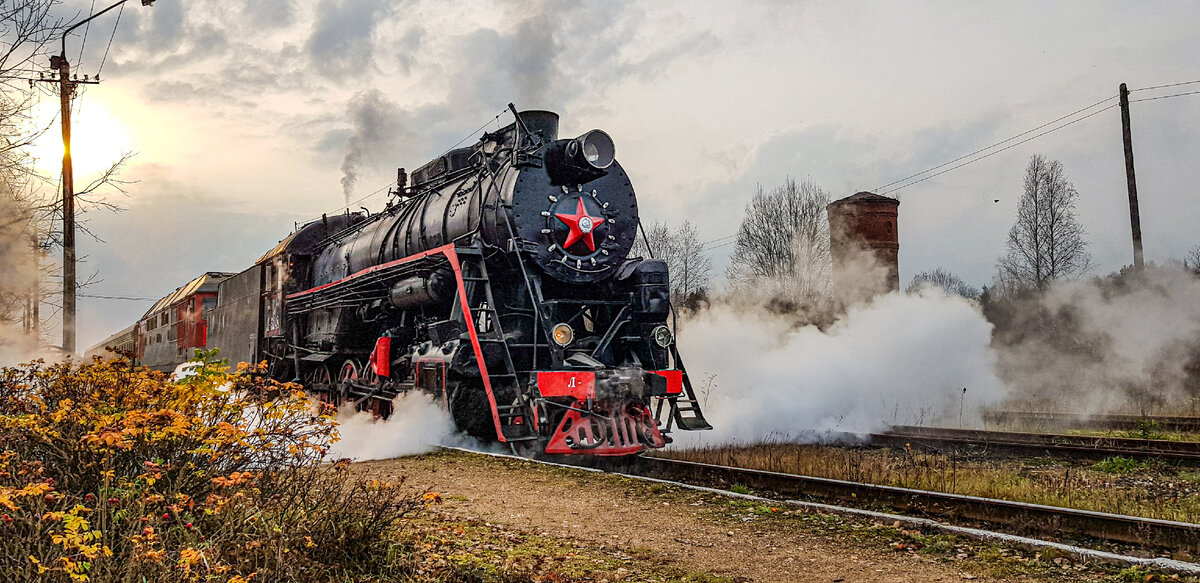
[0,0,131,350]
[997,155,1092,290]
[631,219,712,307]
[906,267,979,299]
[0,0,62,339]
[669,221,711,306]
[727,178,831,302]
[630,220,670,260]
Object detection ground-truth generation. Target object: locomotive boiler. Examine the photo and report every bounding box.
[152,108,711,457]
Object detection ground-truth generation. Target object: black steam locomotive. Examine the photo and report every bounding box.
[187,108,711,456]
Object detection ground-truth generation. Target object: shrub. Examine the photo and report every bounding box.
[0,351,423,582]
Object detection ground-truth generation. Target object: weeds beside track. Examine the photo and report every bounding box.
[876,425,1200,465]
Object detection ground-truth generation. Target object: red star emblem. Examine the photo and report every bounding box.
[555,197,604,252]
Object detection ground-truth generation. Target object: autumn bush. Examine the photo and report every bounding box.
[0,351,424,582]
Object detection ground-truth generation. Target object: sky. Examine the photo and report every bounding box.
[23,0,1200,351]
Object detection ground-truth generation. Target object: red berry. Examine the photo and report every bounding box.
[84,493,94,501]
[2,514,12,523]
[108,498,119,505]
[162,513,170,520]
[44,494,54,503]
[185,523,193,529]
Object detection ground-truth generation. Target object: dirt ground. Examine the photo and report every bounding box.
[358,450,1004,582]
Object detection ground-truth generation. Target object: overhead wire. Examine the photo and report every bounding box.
[698,233,737,250]
[73,1,124,115]
[874,80,1200,196]
[1129,90,1200,103]
[692,82,1193,250]
[872,94,1117,194]
[76,0,97,68]
[1129,79,1200,92]
[79,293,155,301]
[436,109,507,158]
[95,2,124,79]
[880,104,1118,196]
[701,239,737,253]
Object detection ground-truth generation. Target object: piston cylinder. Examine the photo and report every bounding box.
[388,271,453,310]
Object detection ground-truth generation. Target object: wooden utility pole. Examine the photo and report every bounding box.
[48,0,152,355]
[53,54,77,354]
[1119,83,1145,271]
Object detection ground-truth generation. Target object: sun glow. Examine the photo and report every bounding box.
[29,96,134,180]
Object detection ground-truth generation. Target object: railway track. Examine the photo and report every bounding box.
[874,425,1200,464]
[984,410,1200,432]
[441,447,1200,571]
[619,455,1200,554]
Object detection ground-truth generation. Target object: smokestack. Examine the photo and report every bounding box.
[827,191,900,306]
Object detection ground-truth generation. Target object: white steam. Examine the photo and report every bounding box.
[327,391,459,461]
[674,288,1006,444]
[994,265,1200,414]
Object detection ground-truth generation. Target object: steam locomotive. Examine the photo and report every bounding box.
[93,108,711,457]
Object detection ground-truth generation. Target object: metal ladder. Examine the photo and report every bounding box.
[660,344,713,431]
[456,244,538,442]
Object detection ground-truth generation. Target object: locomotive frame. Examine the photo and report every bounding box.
[100,107,712,457]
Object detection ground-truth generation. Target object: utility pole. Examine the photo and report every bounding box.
[54,53,77,353]
[48,0,154,355]
[1119,82,1145,271]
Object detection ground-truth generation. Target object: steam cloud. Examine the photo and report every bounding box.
[993,265,1200,414]
[339,89,404,207]
[673,288,1007,445]
[0,194,47,366]
[327,392,460,461]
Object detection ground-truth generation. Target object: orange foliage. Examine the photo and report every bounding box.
[0,351,421,582]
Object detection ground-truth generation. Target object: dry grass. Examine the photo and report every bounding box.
[657,441,1200,523]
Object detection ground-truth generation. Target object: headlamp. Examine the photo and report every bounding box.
[576,130,615,169]
[652,325,673,348]
[552,323,574,347]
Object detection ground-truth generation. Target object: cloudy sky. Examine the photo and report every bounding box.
[28,0,1199,350]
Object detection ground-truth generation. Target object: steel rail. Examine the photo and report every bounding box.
[876,425,1200,464]
[984,411,1200,432]
[622,455,1200,552]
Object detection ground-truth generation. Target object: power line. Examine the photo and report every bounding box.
[76,0,97,68]
[437,109,506,158]
[700,239,737,253]
[1130,79,1200,93]
[873,95,1117,194]
[881,104,1118,196]
[875,80,1200,196]
[684,80,1200,255]
[296,181,393,226]
[95,2,124,79]
[698,233,737,248]
[1129,89,1200,103]
[79,293,155,301]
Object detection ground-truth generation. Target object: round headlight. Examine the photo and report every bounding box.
[652,325,673,348]
[552,323,574,347]
[578,129,615,169]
